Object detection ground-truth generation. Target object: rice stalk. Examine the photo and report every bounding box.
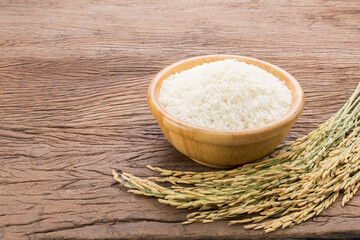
[113,82,360,232]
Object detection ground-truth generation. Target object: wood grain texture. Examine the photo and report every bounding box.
[0,0,359,239]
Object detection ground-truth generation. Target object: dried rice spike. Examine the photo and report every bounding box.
[113,83,360,233]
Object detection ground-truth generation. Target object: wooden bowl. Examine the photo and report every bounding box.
[148,55,305,168]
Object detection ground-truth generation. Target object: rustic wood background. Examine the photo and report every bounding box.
[1,0,360,239]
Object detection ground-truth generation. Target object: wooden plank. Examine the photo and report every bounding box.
[0,0,359,239]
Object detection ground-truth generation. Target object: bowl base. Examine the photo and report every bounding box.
[190,158,237,169]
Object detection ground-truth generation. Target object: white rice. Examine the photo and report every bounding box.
[159,59,292,130]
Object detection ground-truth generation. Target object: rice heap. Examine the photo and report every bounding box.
[159,59,292,130]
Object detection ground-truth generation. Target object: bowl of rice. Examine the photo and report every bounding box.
[148,55,304,168]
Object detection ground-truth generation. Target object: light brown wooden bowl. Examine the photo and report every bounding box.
[148,55,305,168]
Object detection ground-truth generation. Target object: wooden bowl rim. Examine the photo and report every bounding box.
[148,55,304,143]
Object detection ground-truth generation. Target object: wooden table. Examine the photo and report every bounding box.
[1,1,360,239]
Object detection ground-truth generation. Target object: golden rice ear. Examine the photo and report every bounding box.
[114,82,360,232]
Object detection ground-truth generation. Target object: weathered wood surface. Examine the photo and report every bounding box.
[0,0,360,239]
